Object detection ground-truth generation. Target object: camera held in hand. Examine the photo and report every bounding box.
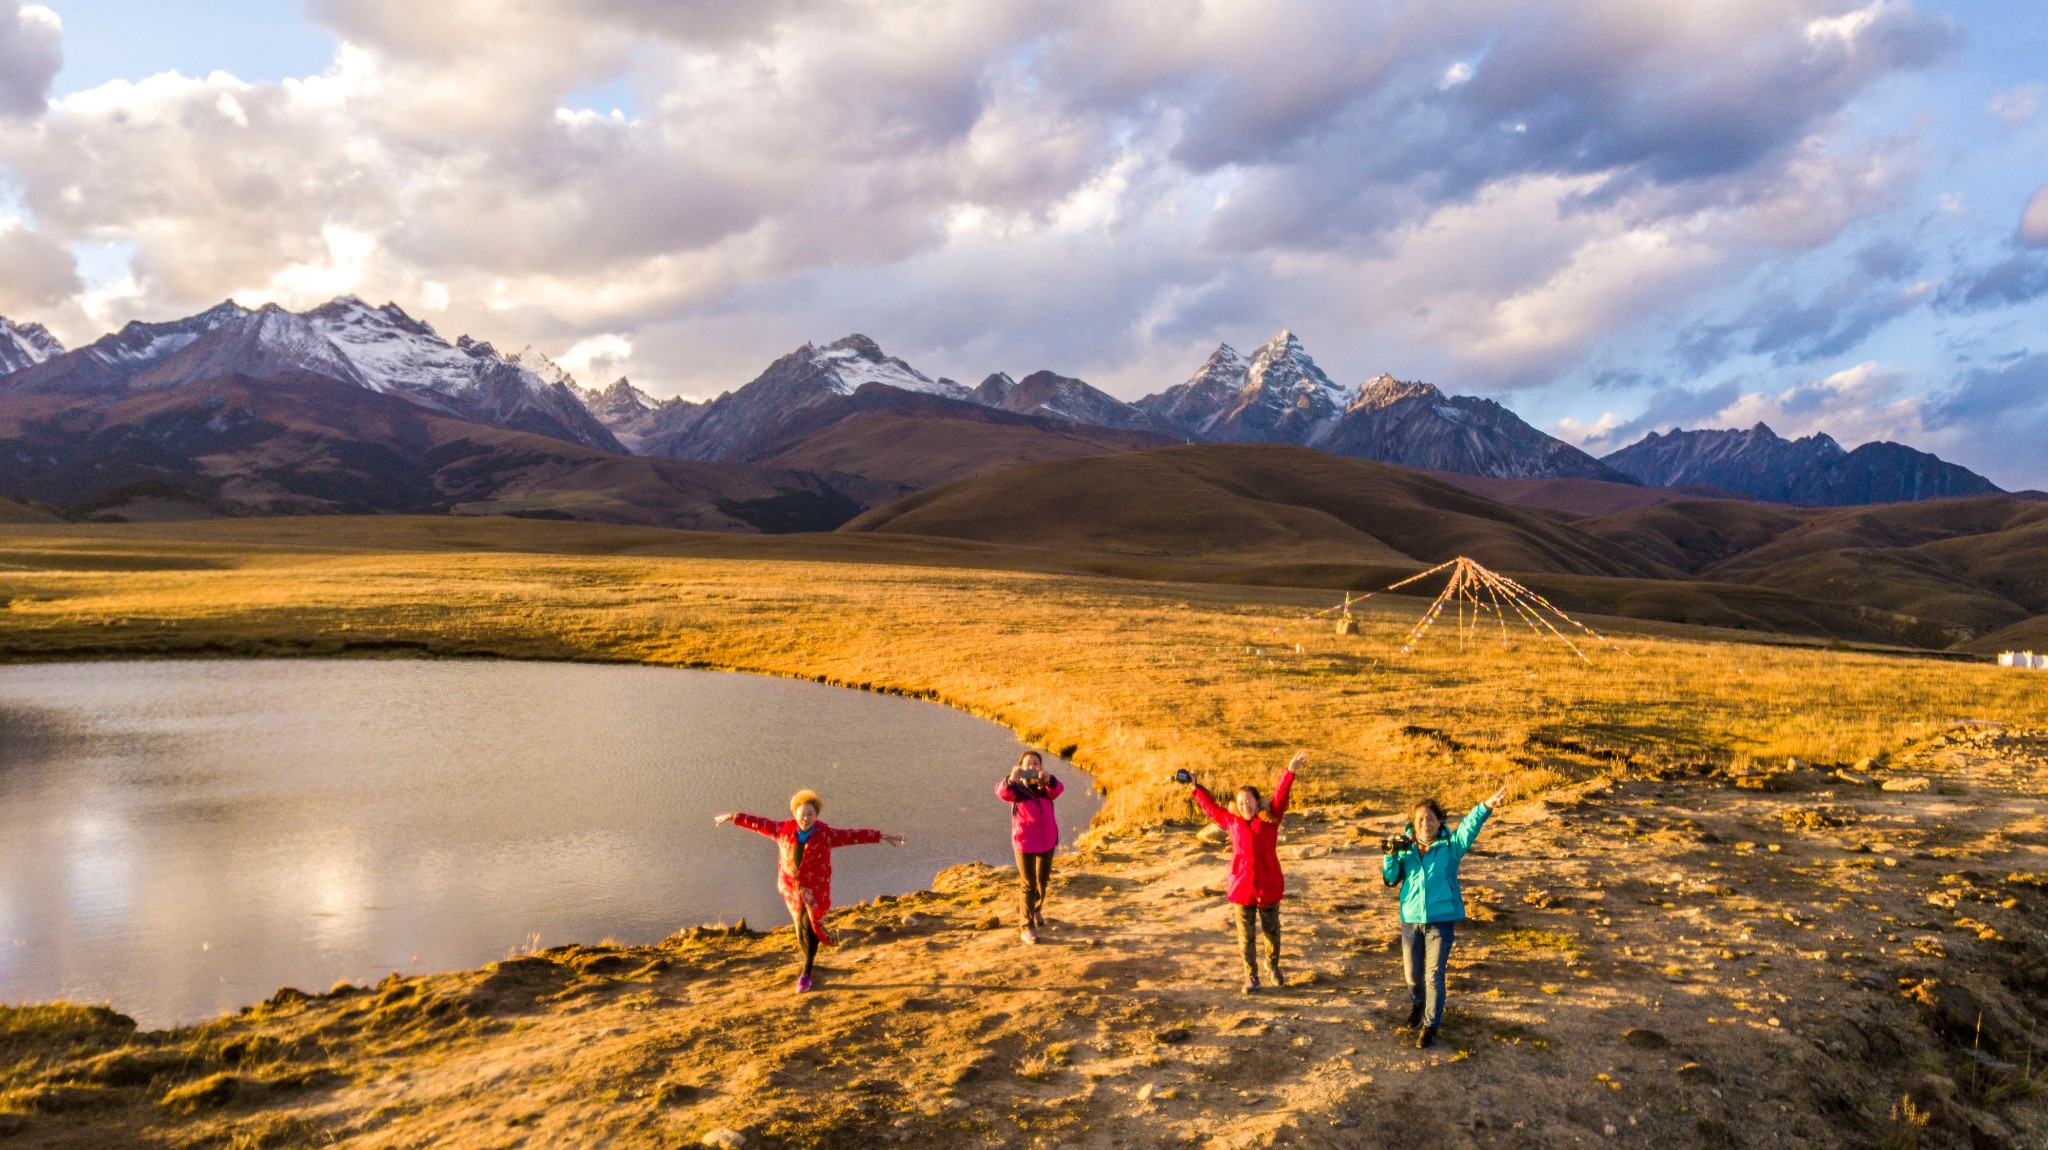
[1169,769,1194,785]
[1382,832,1416,855]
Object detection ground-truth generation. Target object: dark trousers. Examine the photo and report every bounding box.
[1016,849,1053,925]
[796,911,820,977]
[1236,903,1281,976]
[1400,920,1456,1030]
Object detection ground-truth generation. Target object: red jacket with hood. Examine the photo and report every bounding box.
[1191,768,1295,907]
[732,814,882,945]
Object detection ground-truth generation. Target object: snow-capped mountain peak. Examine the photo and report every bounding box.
[1349,373,1441,412]
[1244,330,1351,413]
[510,345,577,390]
[0,295,624,452]
[809,334,969,400]
[0,316,64,376]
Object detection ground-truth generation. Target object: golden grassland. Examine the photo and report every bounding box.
[3,517,2045,827]
[2,517,2048,1148]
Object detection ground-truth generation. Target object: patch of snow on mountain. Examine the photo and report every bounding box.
[0,316,64,376]
[815,337,968,400]
[306,296,497,396]
[88,301,249,369]
[511,346,577,389]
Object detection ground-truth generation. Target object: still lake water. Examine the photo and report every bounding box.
[0,660,1096,1027]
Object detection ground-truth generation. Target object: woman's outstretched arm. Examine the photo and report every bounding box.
[825,826,907,847]
[724,812,780,838]
[1189,783,1231,828]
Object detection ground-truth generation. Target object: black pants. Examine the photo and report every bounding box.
[796,910,820,977]
[1400,920,1456,1030]
[1016,849,1053,925]
[1236,903,1281,976]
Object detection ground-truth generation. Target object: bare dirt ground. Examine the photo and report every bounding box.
[4,726,2044,1149]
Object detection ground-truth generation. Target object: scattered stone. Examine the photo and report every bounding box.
[1622,1028,1671,1050]
[1832,769,1875,786]
[1154,1027,1192,1045]
[1136,1083,1156,1102]
[1197,825,1227,846]
[1854,756,1884,772]
[700,1130,746,1149]
[1675,1063,1718,1083]
[1880,776,1934,793]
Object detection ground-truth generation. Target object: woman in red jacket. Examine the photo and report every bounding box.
[997,750,1065,945]
[714,789,905,993]
[1184,751,1305,993]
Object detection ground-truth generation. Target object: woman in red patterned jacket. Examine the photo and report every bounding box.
[1183,751,1305,993]
[715,789,905,993]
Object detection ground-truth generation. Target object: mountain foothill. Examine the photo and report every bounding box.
[0,296,2039,654]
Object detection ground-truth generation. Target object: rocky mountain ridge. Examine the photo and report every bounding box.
[0,298,622,452]
[0,316,63,376]
[0,300,2009,508]
[1603,423,2001,505]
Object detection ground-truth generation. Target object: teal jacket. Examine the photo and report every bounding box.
[1381,802,1492,924]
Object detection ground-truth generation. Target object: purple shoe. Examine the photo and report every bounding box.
[796,973,813,993]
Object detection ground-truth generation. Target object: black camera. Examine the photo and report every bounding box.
[1382,832,1416,855]
[1170,769,1194,785]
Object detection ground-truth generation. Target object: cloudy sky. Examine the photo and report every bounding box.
[1,1,2044,487]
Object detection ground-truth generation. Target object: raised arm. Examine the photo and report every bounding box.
[996,778,1022,803]
[1269,751,1304,818]
[1043,774,1065,800]
[729,812,780,838]
[1189,784,1232,829]
[1381,847,1408,887]
[1447,800,1494,855]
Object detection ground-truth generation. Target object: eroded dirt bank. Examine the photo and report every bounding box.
[3,727,2045,1148]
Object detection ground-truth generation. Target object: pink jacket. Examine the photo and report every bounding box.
[996,774,1065,854]
[1191,769,1294,907]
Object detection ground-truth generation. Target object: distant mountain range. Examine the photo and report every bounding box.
[0,297,2010,528]
[0,297,620,452]
[1601,423,2000,505]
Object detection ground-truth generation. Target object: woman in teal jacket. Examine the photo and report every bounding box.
[1381,784,1506,1048]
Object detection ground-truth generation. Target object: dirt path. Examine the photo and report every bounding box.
[4,727,2046,1149]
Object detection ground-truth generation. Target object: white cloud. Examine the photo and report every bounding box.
[2020,184,2048,248]
[0,3,59,119]
[1988,82,2043,126]
[0,0,1969,401]
[556,332,634,383]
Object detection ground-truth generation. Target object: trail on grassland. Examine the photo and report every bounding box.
[4,726,2045,1149]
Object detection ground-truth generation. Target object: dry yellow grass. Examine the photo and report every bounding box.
[3,517,2044,827]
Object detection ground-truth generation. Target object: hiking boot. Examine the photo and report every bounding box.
[1402,1003,1423,1031]
[1268,964,1286,988]
[795,973,812,994]
[1416,1026,1438,1050]
[1242,973,1261,994]
[1020,926,1038,945]
[1032,911,1046,930]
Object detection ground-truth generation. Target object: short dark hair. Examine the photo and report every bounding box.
[1237,785,1263,804]
[1411,797,1446,830]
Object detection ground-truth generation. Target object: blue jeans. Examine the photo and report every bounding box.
[1400,920,1456,1031]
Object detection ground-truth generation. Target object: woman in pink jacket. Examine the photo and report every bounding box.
[1183,751,1304,993]
[714,789,904,993]
[997,750,1065,944]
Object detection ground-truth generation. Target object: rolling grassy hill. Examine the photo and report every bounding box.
[0,374,861,532]
[840,443,2048,652]
[841,443,1666,578]
[1577,496,2048,651]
